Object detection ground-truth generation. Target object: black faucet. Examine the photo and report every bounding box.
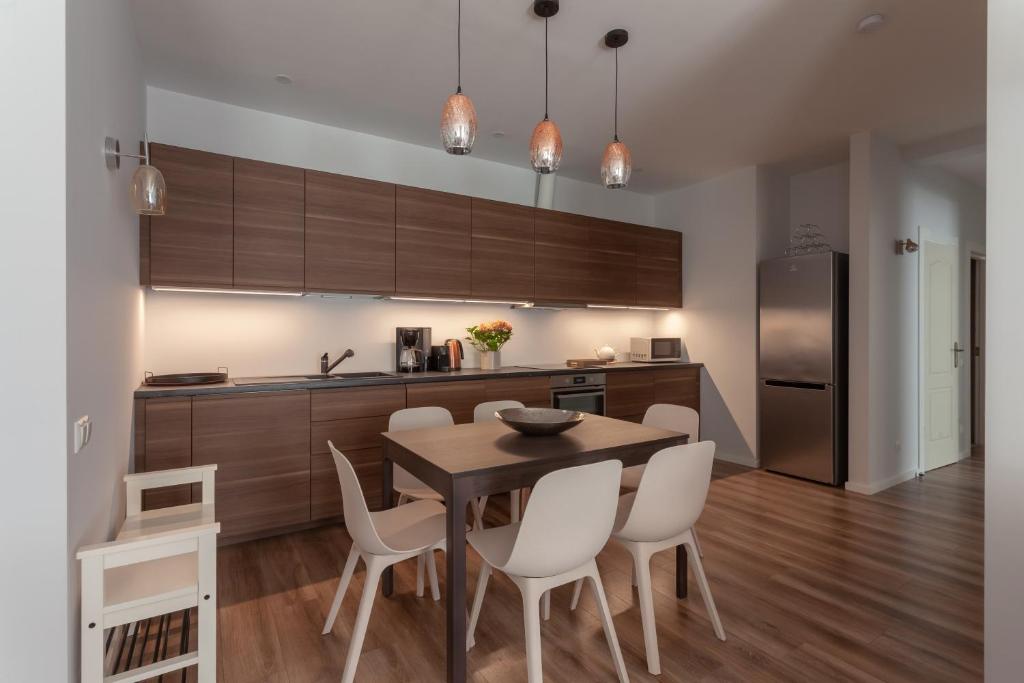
[320,348,355,375]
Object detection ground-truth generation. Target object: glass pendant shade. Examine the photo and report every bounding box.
[601,139,632,189]
[130,164,167,215]
[441,92,477,155]
[530,118,563,174]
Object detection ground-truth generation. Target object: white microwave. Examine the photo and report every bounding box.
[630,337,683,362]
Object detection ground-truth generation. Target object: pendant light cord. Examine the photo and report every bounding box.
[614,47,619,142]
[544,17,549,120]
[456,0,462,94]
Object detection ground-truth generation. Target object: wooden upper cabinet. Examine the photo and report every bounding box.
[148,144,233,287]
[534,209,591,304]
[233,158,305,290]
[589,218,637,306]
[471,199,534,302]
[305,171,396,294]
[396,186,471,298]
[636,226,682,308]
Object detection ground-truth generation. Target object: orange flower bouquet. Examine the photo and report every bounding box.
[465,319,513,352]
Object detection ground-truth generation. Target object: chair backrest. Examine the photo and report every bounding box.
[124,464,217,516]
[501,460,623,577]
[388,407,454,490]
[617,441,716,542]
[643,403,699,442]
[473,400,525,423]
[328,441,393,555]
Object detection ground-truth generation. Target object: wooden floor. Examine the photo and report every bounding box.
[211,453,983,682]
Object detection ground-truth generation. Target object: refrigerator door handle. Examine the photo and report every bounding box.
[763,379,829,391]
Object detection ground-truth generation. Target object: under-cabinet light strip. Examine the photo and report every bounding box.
[150,286,304,297]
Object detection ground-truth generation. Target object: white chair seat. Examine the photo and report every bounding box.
[466,522,520,569]
[370,499,447,552]
[620,464,644,490]
[394,486,444,503]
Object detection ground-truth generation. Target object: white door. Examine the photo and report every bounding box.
[922,240,961,471]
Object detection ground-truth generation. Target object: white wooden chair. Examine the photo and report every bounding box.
[77,464,220,683]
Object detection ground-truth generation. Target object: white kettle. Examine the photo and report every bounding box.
[594,345,616,361]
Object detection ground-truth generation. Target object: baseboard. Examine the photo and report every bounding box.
[844,468,918,495]
[713,451,760,468]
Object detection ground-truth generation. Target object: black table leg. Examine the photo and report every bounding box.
[446,481,468,683]
[382,455,394,597]
[676,544,688,599]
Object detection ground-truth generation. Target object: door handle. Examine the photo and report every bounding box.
[953,341,964,368]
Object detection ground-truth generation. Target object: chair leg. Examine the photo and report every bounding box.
[691,525,705,558]
[416,553,426,597]
[510,488,521,523]
[522,586,544,683]
[396,492,408,506]
[426,549,441,601]
[587,565,630,683]
[570,578,584,611]
[322,546,361,635]
[633,547,661,675]
[471,497,487,530]
[542,590,551,621]
[685,534,726,641]
[631,561,638,587]
[467,562,491,650]
[341,557,385,683]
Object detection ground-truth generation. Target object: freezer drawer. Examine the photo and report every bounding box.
[760,380,837,485]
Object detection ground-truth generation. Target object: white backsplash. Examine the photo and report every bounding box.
[142,290,663,377]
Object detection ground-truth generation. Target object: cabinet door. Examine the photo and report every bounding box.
[535,209,591,304]
[636,226,682,308]
[406,380,487,424]
[233,158,305,290]
[396,186,471,297]
[484,376,550,408]
[305,171,396,294]
[148,144,233,287]
[471,199,534,302]
[653,367,700,414]
[140,397,193,511]
[589,218,637,305]
[309,385,406,520]
[192,391,311,540]
[606,370,655,423]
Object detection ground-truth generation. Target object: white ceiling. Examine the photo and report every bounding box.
[130,0,986,193]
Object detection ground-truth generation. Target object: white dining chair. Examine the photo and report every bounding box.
[473,399,527,525]
[321,442,450,683]
[621,403,705,558]
[467,460,630,683]
[571,441,726,675]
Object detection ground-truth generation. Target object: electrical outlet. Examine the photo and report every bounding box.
[74,415,92,454]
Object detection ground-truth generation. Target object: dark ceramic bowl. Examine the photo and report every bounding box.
[495,407,585,436]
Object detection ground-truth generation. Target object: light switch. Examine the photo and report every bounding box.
[74,415,92,454]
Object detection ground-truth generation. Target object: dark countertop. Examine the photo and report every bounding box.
[134,361,703,398]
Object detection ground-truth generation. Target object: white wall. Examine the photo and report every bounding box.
[652,167,760,466]
[846,132,984,495]
[0,1,70,680]
[790,162,850,254]
[65,0,147,675]
[986,1,1024,678]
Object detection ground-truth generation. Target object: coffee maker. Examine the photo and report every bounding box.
[396,327,431,373]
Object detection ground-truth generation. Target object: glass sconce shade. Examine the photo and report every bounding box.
[441,92,478,155]
[529,118,563,174]
[600,140,632,189]
[130,164,167,215]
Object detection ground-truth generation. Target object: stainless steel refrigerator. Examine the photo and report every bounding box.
[758,252,848,485]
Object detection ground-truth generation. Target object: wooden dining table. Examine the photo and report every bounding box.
[380,413,691,683]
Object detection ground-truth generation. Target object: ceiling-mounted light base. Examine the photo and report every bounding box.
[104,136,121,170]
[604,29,629,48]
[533,0,559,19]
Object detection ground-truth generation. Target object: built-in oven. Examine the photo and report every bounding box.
[550,372,606,415]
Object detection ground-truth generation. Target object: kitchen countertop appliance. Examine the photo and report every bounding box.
[630,337,683,362]
[759,252,849,486]
[549,372,606,416]
[396,327,431,373]
[429,345,452,372]
[445,338,464,370]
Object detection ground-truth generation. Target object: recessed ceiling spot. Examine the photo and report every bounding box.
[857,13,886,34]
[274,74,293,84]
[492,131,506,138]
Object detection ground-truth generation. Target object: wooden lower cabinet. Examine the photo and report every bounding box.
[484,376,549,408]
[607,367,700,424]
[191,391,311,541]
[654,367,701,414]
[310,385,406,521]
[406,380,487,424]
[138,396,193,511]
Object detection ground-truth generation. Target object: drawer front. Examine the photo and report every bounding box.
[311,447,384,520]
[653,367,700,412]
[141,397,193,510]
[484,376,550,408]
[406,380,487,424]
[311,384,406,422]
[606,370,655,421]
[311,415,389,455]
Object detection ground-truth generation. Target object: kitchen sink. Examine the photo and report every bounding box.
[234,372,396,386]
[304,372,396,380]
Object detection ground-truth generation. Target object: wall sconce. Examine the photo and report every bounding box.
[104,135,166,216]
[895,238,919,255]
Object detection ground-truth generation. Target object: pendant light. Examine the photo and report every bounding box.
[104,135,167,215]
[440,0,477,154]
[601,29,632,189]
[529,0,563,174]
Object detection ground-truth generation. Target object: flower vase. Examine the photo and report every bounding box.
[479,350,500,370]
